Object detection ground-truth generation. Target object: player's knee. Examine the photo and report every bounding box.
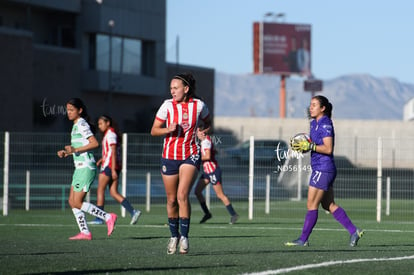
[167,199,178,208]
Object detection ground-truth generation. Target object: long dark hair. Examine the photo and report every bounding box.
[66,98,96,134]
[313,95,333,118]
[99,114,122,144]
[173,73,198,100]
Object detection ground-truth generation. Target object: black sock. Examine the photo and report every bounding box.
[200,202,210,215]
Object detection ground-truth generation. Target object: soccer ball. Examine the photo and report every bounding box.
[290,133,312,153]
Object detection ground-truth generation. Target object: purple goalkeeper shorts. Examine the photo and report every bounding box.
[309,170,336,191]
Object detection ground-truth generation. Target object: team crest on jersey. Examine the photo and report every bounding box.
[181,122,190,131]
[183,112,188,120]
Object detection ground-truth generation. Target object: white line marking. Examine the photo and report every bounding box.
[244,255,414,275]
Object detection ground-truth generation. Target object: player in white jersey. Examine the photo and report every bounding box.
[89,115,142,225]
[151,73,211,254]
[57,98,117,240]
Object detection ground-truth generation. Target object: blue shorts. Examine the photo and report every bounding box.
[201,166,222,185]
[309,170,336,191]
[161,155,201,175]
[100,166,120,178]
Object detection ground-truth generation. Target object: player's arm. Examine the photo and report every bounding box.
[316,136,333,155]
[110,144,118,180]
[199,116,212,135]
[201,147,211,161]
[150,118,176,136]
[96,158,103,166]
[65,136,99,155]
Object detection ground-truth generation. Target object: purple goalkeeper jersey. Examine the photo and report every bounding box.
[309,115,336,172]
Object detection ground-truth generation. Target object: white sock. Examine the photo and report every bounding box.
[72,208,89,234]
[81,202,110,222]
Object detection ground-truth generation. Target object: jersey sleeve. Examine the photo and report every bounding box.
[106,130,117,146]
[155,100,169,122]
[320,123,334,138]
[78,119,93,139]
[199,101,210,121]
[201,139,212,150]
[200,138,212,156]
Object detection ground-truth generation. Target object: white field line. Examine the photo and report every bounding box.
[243,255,414,275]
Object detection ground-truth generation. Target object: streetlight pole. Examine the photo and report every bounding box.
[107,19,115,115]
[263,12,287,118]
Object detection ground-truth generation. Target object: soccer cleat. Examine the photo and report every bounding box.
[69,232,92,240]
[130,210,142,225]
[284,238,309,247]
[167,237,179,255]
[179,236,189,254]
[350,228,365,247]
[199,213,212,224]
[229,214,239,224]
[88,218,104,225]
[106,213,117,236]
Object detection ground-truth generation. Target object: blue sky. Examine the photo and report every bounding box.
[167,0,414,84]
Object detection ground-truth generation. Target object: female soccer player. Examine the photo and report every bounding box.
[89,115,141,225]
[285,95,364,247]
[194,130,239,224]
[57,98,117,240]
[151,73,211,254]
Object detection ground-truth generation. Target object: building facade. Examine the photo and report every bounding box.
[0,0,214,133]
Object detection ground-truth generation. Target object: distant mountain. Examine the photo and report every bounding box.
[214,72,414,120]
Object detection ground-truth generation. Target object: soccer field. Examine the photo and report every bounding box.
[1,203,414,275]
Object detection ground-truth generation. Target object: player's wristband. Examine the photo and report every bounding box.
[309,142,316,151]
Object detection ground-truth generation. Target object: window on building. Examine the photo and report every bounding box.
[142,41,156,76]
[123,38,141,74]
[92,33,155,77]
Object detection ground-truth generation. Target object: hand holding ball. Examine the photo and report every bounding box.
[290,133,316,153]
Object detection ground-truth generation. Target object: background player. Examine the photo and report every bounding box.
[194,130,239,224]
[57,98,117,240]
[89,115,142,225]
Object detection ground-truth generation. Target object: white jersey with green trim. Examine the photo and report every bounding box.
[71,117,96,170]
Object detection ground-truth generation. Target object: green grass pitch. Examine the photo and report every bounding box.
[1,201,414,274]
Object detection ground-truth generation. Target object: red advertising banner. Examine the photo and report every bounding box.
[253,22,311,76]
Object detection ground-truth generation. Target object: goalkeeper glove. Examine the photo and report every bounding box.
[291,139,316,152]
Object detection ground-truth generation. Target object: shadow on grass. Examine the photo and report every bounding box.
[28,264,238,275]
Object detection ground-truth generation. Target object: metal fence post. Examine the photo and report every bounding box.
[3,131,9,216]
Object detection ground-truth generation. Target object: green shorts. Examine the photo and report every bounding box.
[71,168,97,192]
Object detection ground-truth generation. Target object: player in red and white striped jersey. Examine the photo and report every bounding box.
[194,132,239,225]
[89,115,142,226]
[151,73,211,254]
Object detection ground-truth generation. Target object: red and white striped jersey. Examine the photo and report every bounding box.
[155,98,210,160]
[101,127,121,170]
[200,135,218,174]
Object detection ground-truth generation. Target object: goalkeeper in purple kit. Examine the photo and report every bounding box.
[285,95,364,247]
